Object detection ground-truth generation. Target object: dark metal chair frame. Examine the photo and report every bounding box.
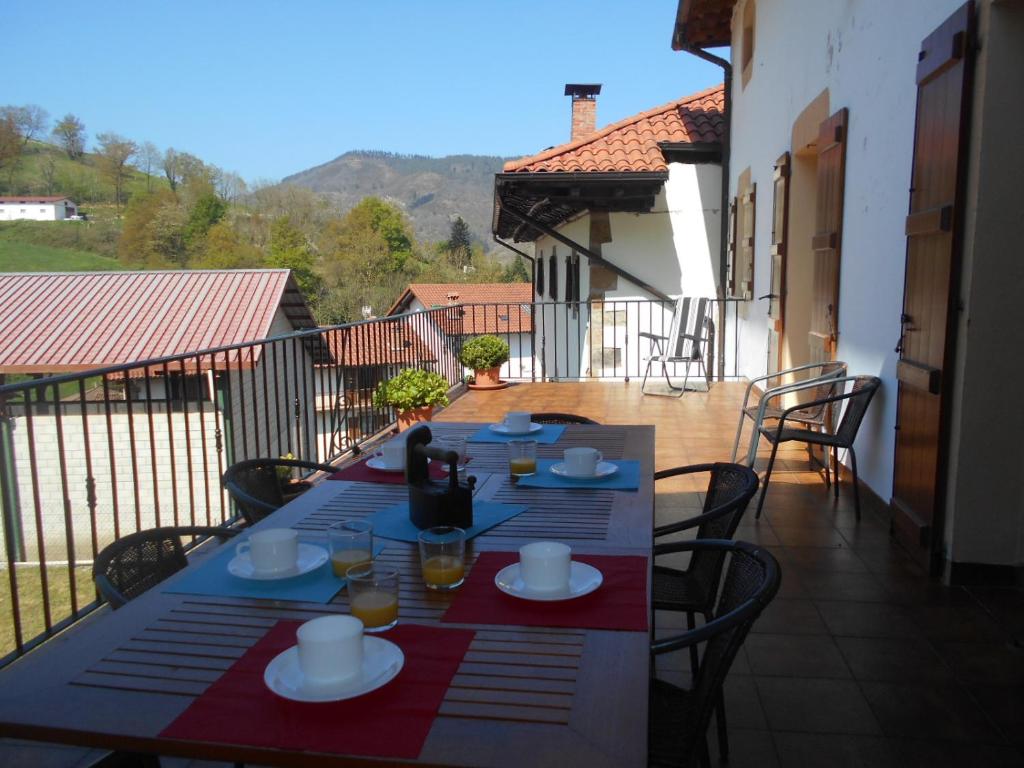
[93,525,239,609]
[530,412,600,425]
[755,375,882,519]
[223,457,337,526]
[649,540,781,768]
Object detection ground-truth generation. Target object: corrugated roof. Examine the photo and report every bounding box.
[389,283,533,334]
[0,196,74,203]
[0,270,318,374]
[503,84,725,174]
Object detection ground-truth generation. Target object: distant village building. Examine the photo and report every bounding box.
[0,196,79,221]
[388,283,534,379]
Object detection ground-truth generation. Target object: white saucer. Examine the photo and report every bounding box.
[365,456,429,472]
[489,422,543,436]
[494,561,603,601]
[228,543,328,581]
[264,636,404,702]
[550,461,618,480]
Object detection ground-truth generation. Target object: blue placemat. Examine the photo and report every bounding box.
[467,424,566,444]
[515,459,642,491]
[165,538,384,603]
[367,501,528,542]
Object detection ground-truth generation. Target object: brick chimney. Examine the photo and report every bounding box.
[565,83,602,142]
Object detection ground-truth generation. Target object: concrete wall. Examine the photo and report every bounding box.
[0,202,71,221]
[725,0,968,501]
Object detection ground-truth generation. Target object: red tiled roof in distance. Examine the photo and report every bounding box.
[323,319,437,368]
[388,283,533,334]
[0,196,75,203]
[0,270,314,374]
[503,84,724,174]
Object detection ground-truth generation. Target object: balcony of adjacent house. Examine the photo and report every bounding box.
[1,298,1021,765]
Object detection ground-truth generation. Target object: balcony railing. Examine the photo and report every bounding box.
[0,297,735,665]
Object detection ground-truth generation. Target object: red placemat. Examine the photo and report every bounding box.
[161,622,474,759]
[442,551,649,632]
[327,458,467,485]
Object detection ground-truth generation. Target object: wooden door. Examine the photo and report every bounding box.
[767,152,790,374]
[892,2,975,558]
[809,108,848,363]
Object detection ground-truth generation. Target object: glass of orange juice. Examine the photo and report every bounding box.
[328,520,373,578]
[346,564,399,632]
[418,526,466,591]
[508,440,537,478]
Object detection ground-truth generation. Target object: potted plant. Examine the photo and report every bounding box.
[459,335,510,389]
[372,368,451,430]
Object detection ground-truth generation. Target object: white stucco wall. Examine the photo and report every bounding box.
[0,202,70,221]
[726,0,967,502]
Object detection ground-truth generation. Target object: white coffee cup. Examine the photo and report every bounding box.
[296,615,364,687]
[504,412,532,433]
[563,447,603,477]
[377,440,406,469]
[519,541,572,592]
[236,528,299,574]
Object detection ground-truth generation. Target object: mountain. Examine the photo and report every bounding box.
[281,151,517,245]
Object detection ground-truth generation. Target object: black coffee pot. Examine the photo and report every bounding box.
[405,425,475,529]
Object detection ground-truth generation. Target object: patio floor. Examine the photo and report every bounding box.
[3,380,1021,767]
[439,381,1024,767]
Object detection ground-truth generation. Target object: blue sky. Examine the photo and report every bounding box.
[5,1,725,182]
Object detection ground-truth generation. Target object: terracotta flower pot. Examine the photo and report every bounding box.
[475,366,502,387]
[397,406,434,431]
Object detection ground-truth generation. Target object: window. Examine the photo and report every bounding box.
[741,0,756,87]
[548,247,558,300]
[536,249,545,296]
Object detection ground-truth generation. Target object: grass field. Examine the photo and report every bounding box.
[0,239,122,271]
[0,564,97,659]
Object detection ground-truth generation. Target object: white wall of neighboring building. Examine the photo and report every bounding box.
[0,199,76,221]
[725,0,967,502]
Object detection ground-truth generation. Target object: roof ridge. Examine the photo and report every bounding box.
[503,83,723,172]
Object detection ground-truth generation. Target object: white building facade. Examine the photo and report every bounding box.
[0,196,78,221]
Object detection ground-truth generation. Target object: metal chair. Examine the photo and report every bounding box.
[731,361,847,465]
[640,297,712,397]
[93,526,238,609]
[651,462,759,729]
[649,540,781,768]
[755,376,882,519]
[223,458,336,525]
[531,412,600,425]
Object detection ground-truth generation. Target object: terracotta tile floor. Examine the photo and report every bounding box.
[4,381,1020,767]
[440,381,1024,767]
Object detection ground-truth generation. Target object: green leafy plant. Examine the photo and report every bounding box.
[459,335,510,371]
[372,368,450,412]
[276,452,296,482]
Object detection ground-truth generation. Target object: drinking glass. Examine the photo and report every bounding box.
[418,526,466,591]
[328,519,373,578]
[508,440,537,478]
[346,563,399,632]
[435,435,468,479]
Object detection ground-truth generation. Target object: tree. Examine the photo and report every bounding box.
[502,256,530,283]
[96,132,138,211]
[119,190,184,267]
[444,216,473,269]
[0,105,49,147]
[192,222,263,269]
[40,156,58,195]
[184,191,227,251]
[163,147,181,191]
[52,114,86,159]
[267,216,323,303]
[0,114,20,180]
[138,141,161,192]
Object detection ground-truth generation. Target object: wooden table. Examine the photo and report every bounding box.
[0,423,655,767]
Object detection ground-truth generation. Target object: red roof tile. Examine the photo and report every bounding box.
[326,320,437,367]
[0,270,316,374]
[389,283,533,334]
[503,84,724,174]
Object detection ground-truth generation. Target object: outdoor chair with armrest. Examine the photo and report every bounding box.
[223,457,337,526]
[731,360,848,465]
[649,540,781,768]
[531,412,600,425]
[640,296,712,397]
[755,375,882,519]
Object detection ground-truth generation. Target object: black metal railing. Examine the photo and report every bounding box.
[0,297,738,664]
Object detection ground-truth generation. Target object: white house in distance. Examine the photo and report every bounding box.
[493,83,724,382]
[0,269,322,560]
[388,283,534,380]
[671,0,1024,579]
[0,196,79,221]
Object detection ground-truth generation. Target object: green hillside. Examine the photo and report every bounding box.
[0,239,121,272]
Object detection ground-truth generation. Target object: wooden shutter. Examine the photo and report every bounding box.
[536,248,545,296]
[739,184,756,299]
[892,1,975,557]
[548,248,558,301]
[726,197,738,296]
[767,152,790,373]
[810,107,848,362]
